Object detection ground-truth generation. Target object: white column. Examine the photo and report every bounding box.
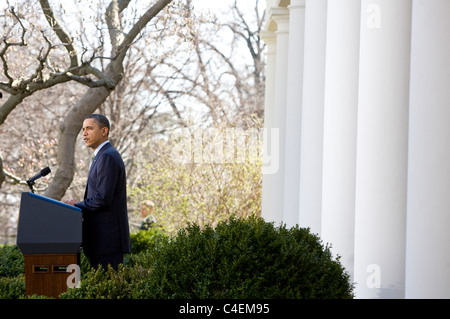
[405,0,450,299]
[267,9,289,224]
[298,0,327,236]
[321,0,361,281]
[353,0,412,299]
[260,31,277,223]
[283,0,305,228]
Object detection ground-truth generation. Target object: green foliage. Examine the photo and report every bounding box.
[131,215,354,299]
[0,245,24,278]
[0,217,354,299]
[0,275,25,299]
[129,132,262,235]
[129,227,168,255]
[60,264,149,299]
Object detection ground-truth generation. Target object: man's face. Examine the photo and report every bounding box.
[82,118,108,150]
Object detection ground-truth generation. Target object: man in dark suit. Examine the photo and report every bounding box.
[65,114,131,270]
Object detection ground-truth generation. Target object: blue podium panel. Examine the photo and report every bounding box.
[17,192,82,254]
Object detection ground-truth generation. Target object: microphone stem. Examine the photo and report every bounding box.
[27,182,35,193]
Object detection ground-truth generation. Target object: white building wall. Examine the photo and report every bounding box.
[262,6,289,224]
[320,0,360,283]
[405,0,450,299]
[260,31,277,224]
[283,0,306,228]
[261,0,450,299]
[297,0,327,236]
[353,0,411,299]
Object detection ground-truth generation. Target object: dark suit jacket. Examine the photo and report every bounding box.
[75,142,131,256]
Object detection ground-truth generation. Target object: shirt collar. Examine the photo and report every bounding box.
[94,140,110,157]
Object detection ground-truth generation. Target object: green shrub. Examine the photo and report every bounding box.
[129,227,168,255]
[0,275,25,299]
[2,217,354,299]
[132,215,354,299]
[0,245,24,278]
[60,229,165,299]
[59,264,149,299]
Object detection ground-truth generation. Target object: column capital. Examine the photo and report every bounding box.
[288,0,306,9]
[260,30,277,55]
[260,30,277,43]
[265,7,290,32]
[269,7,290,17]
[271,8,290,33]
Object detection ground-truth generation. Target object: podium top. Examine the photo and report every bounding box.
[17,192,82,254]
[28,192,81,213]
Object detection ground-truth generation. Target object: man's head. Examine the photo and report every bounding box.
[82,114,110,150]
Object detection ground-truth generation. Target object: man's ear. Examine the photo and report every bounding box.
[102,127,109,137]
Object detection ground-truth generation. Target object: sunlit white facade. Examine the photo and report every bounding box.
[261,0,450,298]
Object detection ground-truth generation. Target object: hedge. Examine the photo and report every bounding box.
[1,216,354,299]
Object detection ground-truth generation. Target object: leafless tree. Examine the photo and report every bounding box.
[0,0,173,197]
[0,0,266,241]
[149,0,266,128]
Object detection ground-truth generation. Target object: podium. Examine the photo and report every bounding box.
[17,192,82,298]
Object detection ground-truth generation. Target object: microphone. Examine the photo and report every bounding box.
[26,167,51,188]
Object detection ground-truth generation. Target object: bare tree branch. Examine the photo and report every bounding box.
[45,0,174,199]
[116,0,173,63]
[38,0,80,68]
[106,0,125,56]
[0,6,27,86]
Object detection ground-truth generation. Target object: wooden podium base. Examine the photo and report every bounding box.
[23,253,79,298]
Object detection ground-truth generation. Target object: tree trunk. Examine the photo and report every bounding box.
[44,0,173,200]
[44,86,111,199]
